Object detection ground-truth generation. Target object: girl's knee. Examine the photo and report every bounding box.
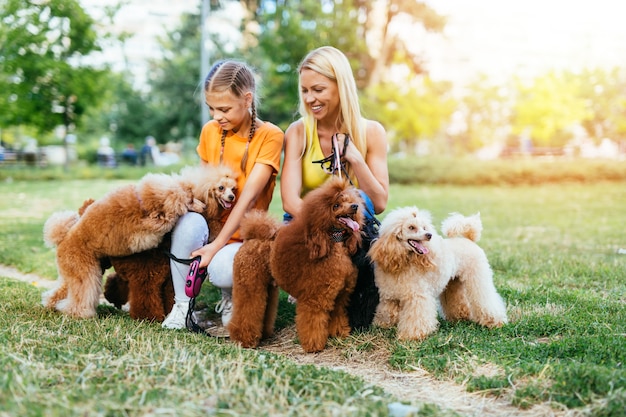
[171,212,208,255]
[208,242,242,288]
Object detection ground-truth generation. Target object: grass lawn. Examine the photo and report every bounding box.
[0,173,624,416]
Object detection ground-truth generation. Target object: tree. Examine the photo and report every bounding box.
[577,67,626,144]
[511,71,590,148]
[362,74,455,153]
[243,0,446,128]
[0,0,106,137]
[148,7,249,142]
[453,75,513,152]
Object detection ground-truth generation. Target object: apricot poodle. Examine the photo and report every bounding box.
[368,207,508,341]
[102,164,236,321]
[229,177,365,352]
[42,164,236,319]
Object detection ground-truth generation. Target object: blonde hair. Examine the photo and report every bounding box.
[297,46,367,161]
[204,60,258,174]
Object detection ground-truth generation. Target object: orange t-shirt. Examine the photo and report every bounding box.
[196,120,284,240]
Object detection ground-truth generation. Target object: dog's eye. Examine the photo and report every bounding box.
[408,225,415,231]
[333,203,340,210]
[218,186,224,191]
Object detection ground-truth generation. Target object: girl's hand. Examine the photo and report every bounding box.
[191,242,219,268]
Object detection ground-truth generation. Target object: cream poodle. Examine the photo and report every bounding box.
[42,164,237,319]
[368,207,507,341]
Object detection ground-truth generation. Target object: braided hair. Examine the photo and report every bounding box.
[205,60,258,174]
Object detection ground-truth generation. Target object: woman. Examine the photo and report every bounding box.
[162,60,284,330]
[281,46,389,329]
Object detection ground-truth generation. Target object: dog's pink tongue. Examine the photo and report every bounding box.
[409,240,429,254]
[338,217,360,231]
[222,200,233,209]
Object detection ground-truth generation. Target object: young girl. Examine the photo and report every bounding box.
[280,46,389,329]
[162,60,284,330]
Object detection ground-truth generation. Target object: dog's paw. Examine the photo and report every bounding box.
[397,329,431,341]
[188,199,206,213]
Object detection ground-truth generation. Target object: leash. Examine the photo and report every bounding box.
[312,133,349,176]
[163,251,196,265]
[312,133,380,227]
[312,133,381,231]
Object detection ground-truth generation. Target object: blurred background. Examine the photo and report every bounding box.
[1,0,625,169]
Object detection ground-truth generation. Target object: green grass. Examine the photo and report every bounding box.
[1,161,625,416]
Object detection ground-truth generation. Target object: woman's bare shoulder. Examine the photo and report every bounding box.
[285,119,304,136]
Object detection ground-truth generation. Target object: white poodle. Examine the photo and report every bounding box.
[367,207,508,341]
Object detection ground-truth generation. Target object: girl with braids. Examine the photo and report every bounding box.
[162,60,284,330]
[280,46,389,330]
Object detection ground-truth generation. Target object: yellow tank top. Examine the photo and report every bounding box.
[301,120,357,194]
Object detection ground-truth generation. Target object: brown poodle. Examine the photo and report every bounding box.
[229,177,365,352]
[229,210,282,348]
[102,164,236,321]
[368,207,508,341]
[104,238,174,321]
[42,164,236,319]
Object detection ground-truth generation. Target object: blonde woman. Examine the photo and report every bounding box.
[280,46,389,330]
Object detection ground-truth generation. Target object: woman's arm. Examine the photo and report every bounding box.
[343,120,389,214]
[192,162,274,267]
[280,121,306,218]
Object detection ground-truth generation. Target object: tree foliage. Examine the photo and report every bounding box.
[454,75,512,152]
[148,11,204,142]
[0,0,106,135]
[242,0,446,129]
[577,67,626,144]
[512,71,590,147]
[362,75,455,153]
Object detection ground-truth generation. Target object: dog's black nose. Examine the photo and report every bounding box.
[228,195,235,201]
[350,203,359,211]
[425,233,432,240]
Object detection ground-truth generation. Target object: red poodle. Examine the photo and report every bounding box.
[229,177,365,352]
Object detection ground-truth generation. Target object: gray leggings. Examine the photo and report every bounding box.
[169,212,241,304]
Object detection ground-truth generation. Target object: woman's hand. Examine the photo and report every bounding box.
[337,133,363,166]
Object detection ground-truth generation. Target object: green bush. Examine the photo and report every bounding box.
[387,156,626,185]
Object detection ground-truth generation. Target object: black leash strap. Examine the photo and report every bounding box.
[312,133,381,228]
[186,296,206,334]
[163,251,196,265]
[312,133,350,176]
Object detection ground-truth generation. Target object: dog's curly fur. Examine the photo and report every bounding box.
[368,207,508,341]
[102,164,237,321]
[42,164,237,319]
[347,230,379,331]
[229,177,365,352]
[229,210,282,348]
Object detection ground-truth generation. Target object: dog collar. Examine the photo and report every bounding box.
[329,227,347,242]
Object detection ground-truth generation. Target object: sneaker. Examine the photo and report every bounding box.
[162,301,189,329]
[215,296,233,328]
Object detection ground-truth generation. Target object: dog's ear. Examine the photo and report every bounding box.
[305,228,330,260]
[345,231,362,256]
[368,232,409,274]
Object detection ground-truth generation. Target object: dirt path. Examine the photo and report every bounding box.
[261,327,567,417]
[2,265,568,417]
[0,264,56,289]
